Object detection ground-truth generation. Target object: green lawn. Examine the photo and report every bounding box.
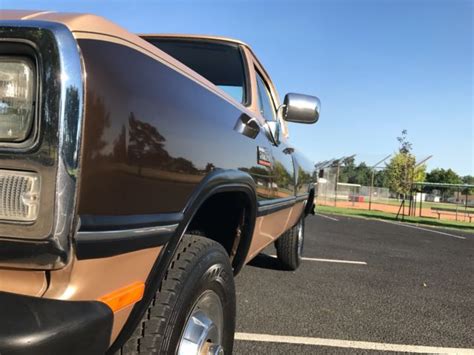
[318,197,470,211]
[359,198,470,210]
[316,205,474,233]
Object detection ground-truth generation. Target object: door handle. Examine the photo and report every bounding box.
[234,114,260,139]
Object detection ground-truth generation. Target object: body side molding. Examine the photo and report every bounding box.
[74,213,183,259]
[257,194,309,216]
[75,224,178,259]
[79,213,183,231]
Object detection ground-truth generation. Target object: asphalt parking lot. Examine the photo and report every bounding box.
[233,214,474,354]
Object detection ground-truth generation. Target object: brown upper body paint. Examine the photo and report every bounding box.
[75,35,314,214]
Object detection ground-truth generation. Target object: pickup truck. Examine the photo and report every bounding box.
[0,11,319,355]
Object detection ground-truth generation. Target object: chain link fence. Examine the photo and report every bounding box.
[315,167,472,223]
[316,167,389,204]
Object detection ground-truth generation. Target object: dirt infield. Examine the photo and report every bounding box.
[317,200,472,223]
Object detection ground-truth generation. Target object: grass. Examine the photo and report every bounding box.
[316,205,474,233]
[321,197,472,211]
[355,198,471,211]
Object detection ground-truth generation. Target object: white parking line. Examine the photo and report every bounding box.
[376,219,466,240]
[301,257,367,265]
[234,332,474,354]
[269,255,367,265]
[315,213,339,221]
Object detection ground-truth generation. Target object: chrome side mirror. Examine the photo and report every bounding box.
[282,93,320,124]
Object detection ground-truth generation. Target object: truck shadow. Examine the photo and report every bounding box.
[247,253,286,271]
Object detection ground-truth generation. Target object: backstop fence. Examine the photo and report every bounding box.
[315,167,473,224]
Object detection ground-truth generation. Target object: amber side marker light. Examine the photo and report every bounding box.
[99,282,145,313]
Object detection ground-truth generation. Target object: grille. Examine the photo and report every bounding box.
[0,170,40,221]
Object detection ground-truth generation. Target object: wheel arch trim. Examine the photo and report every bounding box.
[107,168,257,353]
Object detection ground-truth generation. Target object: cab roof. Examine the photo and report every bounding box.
[0,10,253,51]
[139,34,251,49]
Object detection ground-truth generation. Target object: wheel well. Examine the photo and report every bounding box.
[187,191,254,273]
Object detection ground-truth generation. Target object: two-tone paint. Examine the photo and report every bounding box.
[0,11,316,352]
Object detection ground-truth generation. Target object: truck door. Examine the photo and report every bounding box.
[149,38,274,201]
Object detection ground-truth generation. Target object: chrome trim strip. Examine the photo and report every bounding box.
[258,199,294,212]
[257,194,308,216]
[257,197,295,216]
[295,195,308,203]
[51,21,84,268]
[77,224,178,241]
[78,213,184,231]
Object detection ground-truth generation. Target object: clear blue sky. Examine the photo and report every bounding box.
[1,0,472,175]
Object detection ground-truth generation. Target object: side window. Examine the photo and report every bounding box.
[255,71,276,121]
[148,39,247,104]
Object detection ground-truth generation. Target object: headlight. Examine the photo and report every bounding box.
[0,57,35,142]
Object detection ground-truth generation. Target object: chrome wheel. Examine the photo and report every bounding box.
[297,220,304,257]
[178,290,224,355]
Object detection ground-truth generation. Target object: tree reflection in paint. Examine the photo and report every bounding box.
[127,113,199,174]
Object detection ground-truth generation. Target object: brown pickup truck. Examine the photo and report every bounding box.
[0,11,320,355]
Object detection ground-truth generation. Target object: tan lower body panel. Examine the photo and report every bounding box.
[44,246,163,344]
[245,201,305,263]
[0,201,304,346]
[0,269,47,296]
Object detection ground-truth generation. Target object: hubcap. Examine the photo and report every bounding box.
[178,290,224,355]
[297,220,304,257]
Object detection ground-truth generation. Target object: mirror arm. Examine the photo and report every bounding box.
[276,104,287,121]
[264,120,280,146]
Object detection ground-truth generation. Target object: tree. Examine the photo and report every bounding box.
[385,130,424,198]
[462,175,474,185]
[426,168,462,185]
[461,175,474,197]
[397,129,412,154]
[386,152,416,197]
[424,168,462,201]
[339,158,372,186]
[374,169,388,188]
[351,162,372,186]
[413,164,427,183]
[338,157,356,184]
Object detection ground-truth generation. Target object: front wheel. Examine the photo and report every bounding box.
[275,218,305,270]
[121,235,236,354]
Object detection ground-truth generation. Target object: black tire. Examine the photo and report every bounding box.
[120,235,236,354]
[275,218,305,271]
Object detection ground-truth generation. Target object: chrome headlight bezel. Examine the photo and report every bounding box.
[0,22,84,270]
